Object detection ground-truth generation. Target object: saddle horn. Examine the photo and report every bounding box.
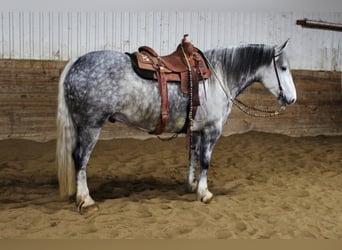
[181,34,194,57]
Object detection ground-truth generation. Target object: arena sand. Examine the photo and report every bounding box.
[0,132,341,239]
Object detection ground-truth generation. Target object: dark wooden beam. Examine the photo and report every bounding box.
[296,19,342,32]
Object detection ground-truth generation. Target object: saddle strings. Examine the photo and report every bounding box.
[180,45,195,153]
[180,46,194,130]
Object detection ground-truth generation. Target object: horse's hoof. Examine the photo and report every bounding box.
[186,180,198,193]
[78,202,99,215]
[77,200,100,214]
[198,191,214,204]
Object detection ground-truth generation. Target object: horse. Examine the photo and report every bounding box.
[56,40,296,214]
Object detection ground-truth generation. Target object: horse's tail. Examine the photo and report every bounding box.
[56,58,78,199]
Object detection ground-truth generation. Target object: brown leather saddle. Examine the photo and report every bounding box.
[127,34,211,135]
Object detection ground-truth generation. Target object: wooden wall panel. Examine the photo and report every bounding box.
[0,59,341,141]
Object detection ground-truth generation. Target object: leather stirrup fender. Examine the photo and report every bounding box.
[154,67,168,135]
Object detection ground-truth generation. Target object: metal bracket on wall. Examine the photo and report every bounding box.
[296,19,342,32]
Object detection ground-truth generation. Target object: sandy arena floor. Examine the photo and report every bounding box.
[0,132,341,239]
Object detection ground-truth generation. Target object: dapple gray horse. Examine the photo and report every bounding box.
[57,41,296,213]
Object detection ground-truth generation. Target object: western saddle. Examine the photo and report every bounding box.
[127,34,211,135]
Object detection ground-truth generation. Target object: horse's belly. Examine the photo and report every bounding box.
[114,85,189,133]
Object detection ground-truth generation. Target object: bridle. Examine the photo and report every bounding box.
[206,51,286,118]
[273,54,284,103]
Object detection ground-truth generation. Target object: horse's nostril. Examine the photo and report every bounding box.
[289,98,296,104]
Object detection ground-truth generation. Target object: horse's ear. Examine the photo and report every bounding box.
[275,39,290,56]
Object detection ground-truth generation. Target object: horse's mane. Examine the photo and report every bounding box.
[205,44,274,81]
[204,44,275,94]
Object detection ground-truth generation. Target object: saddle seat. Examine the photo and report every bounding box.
[128,34,211,135]
[132,35,211,93]
[138,41,196,73]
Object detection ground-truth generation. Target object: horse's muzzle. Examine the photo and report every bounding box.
[279,96,296,107]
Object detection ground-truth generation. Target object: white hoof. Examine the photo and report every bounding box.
[198,190,214,204]
[76,195,99,214]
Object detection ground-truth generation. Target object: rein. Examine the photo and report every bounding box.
[232,98,285,118]
[205,53,286,118]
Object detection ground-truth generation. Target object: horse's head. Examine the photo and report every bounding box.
[259,40,297,107]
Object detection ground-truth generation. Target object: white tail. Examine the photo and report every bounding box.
[56,58,78,199]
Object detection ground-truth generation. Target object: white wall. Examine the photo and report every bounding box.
[0,11,341,71]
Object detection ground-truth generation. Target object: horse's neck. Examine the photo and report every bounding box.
[209,56,257,99]
[206,47,270,99]
[226,69,257,99]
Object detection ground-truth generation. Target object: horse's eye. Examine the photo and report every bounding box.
[281,66,287,71]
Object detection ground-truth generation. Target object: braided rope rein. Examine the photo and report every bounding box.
[232,98,285,118]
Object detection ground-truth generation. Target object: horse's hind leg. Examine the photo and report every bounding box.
[73,127,102,214]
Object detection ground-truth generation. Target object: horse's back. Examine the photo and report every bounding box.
[67,50,129,81]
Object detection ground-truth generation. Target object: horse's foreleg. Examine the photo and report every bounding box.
[73,127,102,214]
[197,127,221,203]
[186,132,201,193]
